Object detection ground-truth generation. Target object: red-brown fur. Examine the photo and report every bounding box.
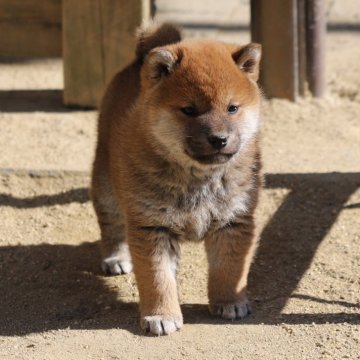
[92,23,262,335]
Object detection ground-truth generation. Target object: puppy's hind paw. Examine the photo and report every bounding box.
[101,256,133,275]
[209,302,251,320]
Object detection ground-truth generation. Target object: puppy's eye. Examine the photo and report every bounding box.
[227,105,239,114]
[180,106,197,117]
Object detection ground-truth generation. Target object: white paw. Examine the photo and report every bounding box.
[210,302,251,320]
[101,256,133,275]
[141,315,183,336]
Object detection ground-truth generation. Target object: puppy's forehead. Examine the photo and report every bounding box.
[170,41,248,105]
[179,41,236,80]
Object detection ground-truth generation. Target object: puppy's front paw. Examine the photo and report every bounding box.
[141,314,183,336]
[209,301,251,320]
[101,255,133,275]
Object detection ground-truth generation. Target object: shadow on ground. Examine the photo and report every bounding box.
[0,172,359,336]
[0,241,139,336]
[0,90,94,112]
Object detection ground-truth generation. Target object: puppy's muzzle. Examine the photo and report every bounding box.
[207,135,228,150]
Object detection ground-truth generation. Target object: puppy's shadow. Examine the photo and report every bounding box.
[0,241,139,336]
[184,172,360,326]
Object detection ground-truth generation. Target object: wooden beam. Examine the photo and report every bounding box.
[251,0,299,101]
[62,0,151,108]
[0,0,61,58]
[306,0,326,97]
[297,0,307,96]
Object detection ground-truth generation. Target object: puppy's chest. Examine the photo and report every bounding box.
[157,175,250,241]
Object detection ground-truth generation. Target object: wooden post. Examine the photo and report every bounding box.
[0,0,61,58]
[251,0,299,101]
[250,0,326,100]
[297,0,307,96]
[62,0,151,108]
[306,0,326,97]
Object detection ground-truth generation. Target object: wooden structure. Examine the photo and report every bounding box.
[251,0,326,100]
[0,0,61,57]
[0,0,325,106]
[62,0,151,107]
[305,0,326,97]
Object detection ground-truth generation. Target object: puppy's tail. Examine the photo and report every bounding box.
[136,22,182,61]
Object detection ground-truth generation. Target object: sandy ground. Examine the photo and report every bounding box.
[0,1,359,359]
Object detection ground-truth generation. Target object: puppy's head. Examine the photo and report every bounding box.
[140,40,262,166]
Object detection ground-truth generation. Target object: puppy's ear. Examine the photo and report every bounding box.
[231,43,262,81]
[145,48,181,81]
[136,23,182,61]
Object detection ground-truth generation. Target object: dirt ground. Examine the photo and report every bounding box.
[0,1,359,359]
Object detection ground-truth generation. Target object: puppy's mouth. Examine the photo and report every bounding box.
[185,150,235,165]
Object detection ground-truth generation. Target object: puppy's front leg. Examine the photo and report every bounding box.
[205,215,258,320]
[128,225,183,335]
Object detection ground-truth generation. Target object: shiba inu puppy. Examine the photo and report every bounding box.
[92,23,262,335]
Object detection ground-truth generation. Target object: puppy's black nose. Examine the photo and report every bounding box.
[208,135,228,150]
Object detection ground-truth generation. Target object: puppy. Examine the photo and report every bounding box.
[91,23,262,335]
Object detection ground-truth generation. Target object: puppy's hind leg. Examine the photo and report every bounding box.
[91,170,132,275]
